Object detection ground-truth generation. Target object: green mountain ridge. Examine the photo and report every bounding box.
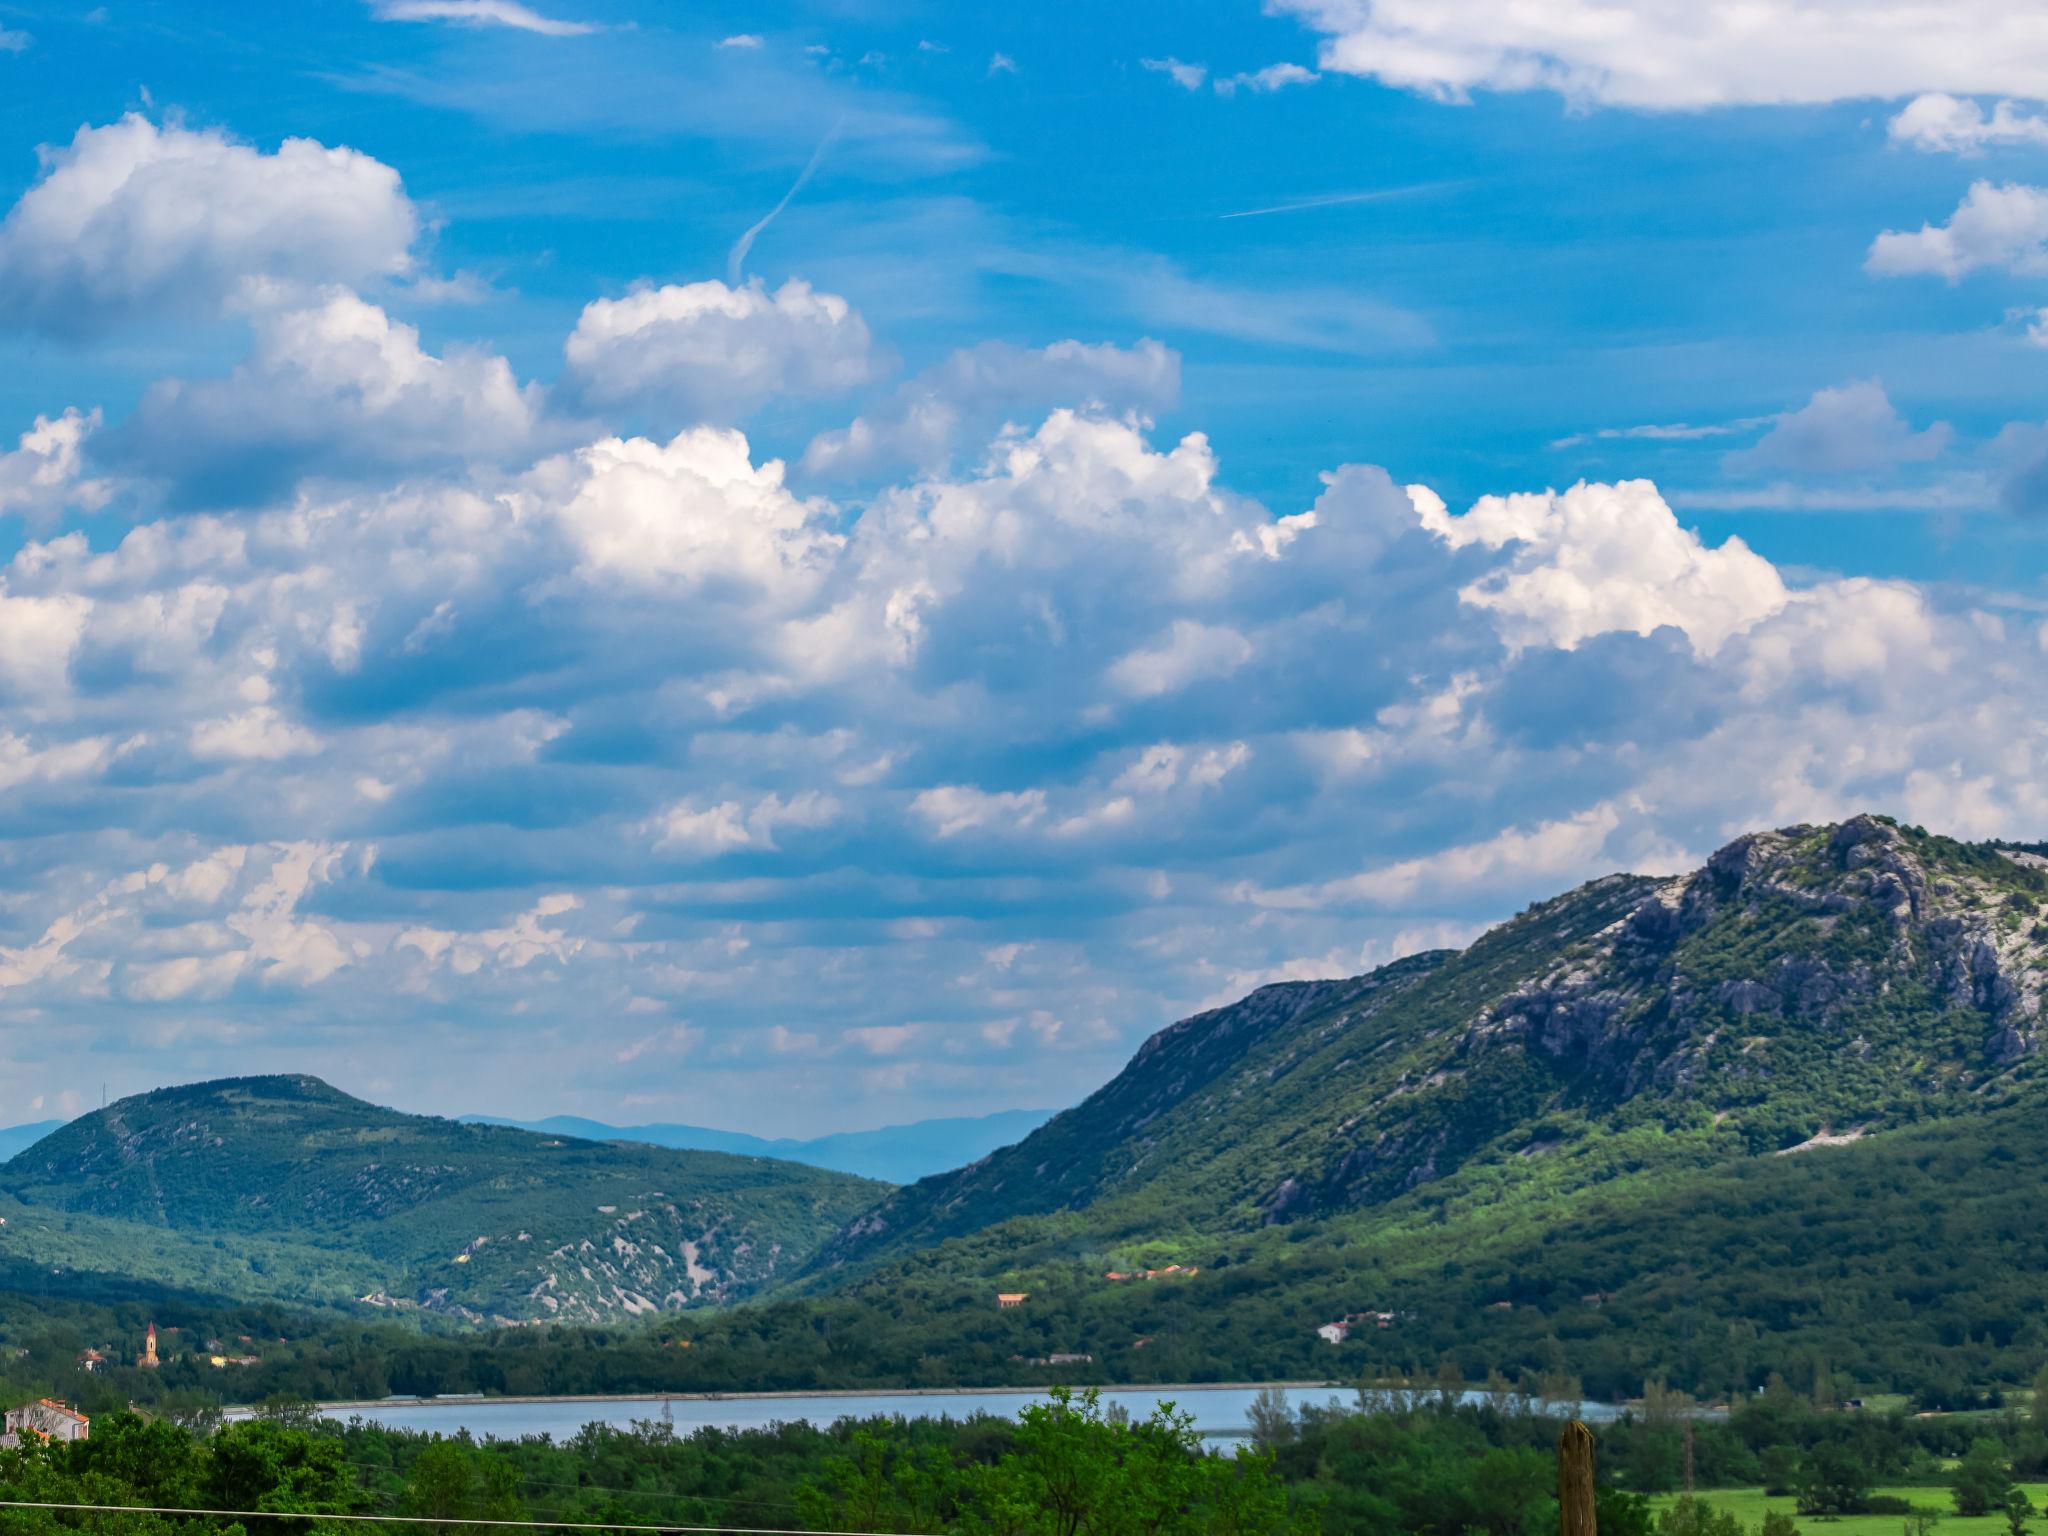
[811,814,2046,1285]
[0,1075,884,1325]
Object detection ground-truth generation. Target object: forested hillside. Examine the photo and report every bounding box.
[0,1076,882,1324]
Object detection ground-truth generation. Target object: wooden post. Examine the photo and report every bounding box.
[1559,1419,1597,1536]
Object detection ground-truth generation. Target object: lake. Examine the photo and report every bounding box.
[282,1384,1622,1442]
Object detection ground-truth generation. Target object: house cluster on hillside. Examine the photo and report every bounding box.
[1,1399,90,1447]
[1103,1264,1199,1281]
[1315,1310,1402,1344]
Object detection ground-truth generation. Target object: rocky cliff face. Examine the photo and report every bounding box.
[814,815,2048,1277]
[1467,814,2041,1101]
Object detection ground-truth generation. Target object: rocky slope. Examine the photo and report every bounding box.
[0,1076,884,1324]
[813,814,2048,1276]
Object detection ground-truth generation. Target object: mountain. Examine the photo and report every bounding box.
[0,1075,883,1324]
[811,814,2048,1279]
[462,1108,1057,1185]
[0,1121,61,1164]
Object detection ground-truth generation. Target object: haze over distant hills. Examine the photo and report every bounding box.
[460,1108,1057,1186]
[0,1122,61,1165]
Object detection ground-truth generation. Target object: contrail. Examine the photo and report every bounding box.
[727,119,844,284]
[1218,181,1464,220]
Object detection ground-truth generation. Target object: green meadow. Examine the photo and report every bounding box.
[1652,1483,2048,1536]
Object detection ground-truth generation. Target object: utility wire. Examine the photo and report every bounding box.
[0,1501,898,1536]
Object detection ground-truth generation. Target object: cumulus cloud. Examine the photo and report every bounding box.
[0,116,419,335]
[649,791,840,856]
[911,785,1047,838]
[562,278,877,424]
[1273,0,2048,108]
[6,250,2048,1129]
[1889,94,2048,153]
[0,408,112,521]
[1867,181,2048,279]
[525,425,839,597]
[1725,381,1952,476]
[801,338,1179,480]
[118,290,543,504]
[1412,478,1788,656]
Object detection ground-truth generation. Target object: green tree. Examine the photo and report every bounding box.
[2007,1487,2036,1536]
[1760,1445,1802,1497]
[1955,1437,2017,1518]
[1758,1512,1798,1536]
[1656,1495,1744,1536]
[1796,1439,1872,1516]
[399,1439,526,1532]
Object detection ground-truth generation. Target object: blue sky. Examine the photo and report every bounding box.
[2,0,2047,1133]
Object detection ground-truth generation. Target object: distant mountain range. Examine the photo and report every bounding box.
[0,1121,61,1165]
[459,1108,1056,1186]
[0,1076,881,1323]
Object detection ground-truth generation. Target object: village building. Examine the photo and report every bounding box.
[1,1400,90,1447]
[996,1292,1028,1308]
[75,1349,106,1373]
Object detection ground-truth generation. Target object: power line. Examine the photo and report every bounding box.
[0,1501,898,1536]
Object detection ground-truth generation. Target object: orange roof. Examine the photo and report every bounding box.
[35,1399,88,1425]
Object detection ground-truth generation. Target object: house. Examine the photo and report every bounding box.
[1316,1322,1348,1345]
[75,1349,105,1373]
[996,1292,1028,1308]
[1487,1300,1513,1311]
[2,1399,90,1446]
[208,1355,262,1368]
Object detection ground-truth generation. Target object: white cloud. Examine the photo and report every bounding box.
[0,408,112,521]
[1140,57,1207,90]
[716,33,764,49]
[0,115,419,334]
[801,338,1179,480]
[1867,181,2048,279]
[1108,620,1255,697]
[1889,94,2048,153]
[911,785,1048,838]
[123,290,542,501]
[1413,478,1788,656]
[371,1,595,36]
[0,590,91,694]
[1274,0,2048,108]
[1213,63,1318,97]
[530,426,839,597]
[1725,381,1952,475]
[0,731,116,793]
[1250,803,1632,910]
[563,278,877,423]
[190,706,322,762]
[650,791,840,856]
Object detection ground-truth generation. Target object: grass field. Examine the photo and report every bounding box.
[1651,1484,2048,1535]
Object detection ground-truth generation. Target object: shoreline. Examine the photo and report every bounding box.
[288,1381,1356,1412]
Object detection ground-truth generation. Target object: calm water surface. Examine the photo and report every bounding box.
[296,1386,1621,1442]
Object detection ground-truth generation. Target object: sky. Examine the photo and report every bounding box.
[3,0,2048,1135]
